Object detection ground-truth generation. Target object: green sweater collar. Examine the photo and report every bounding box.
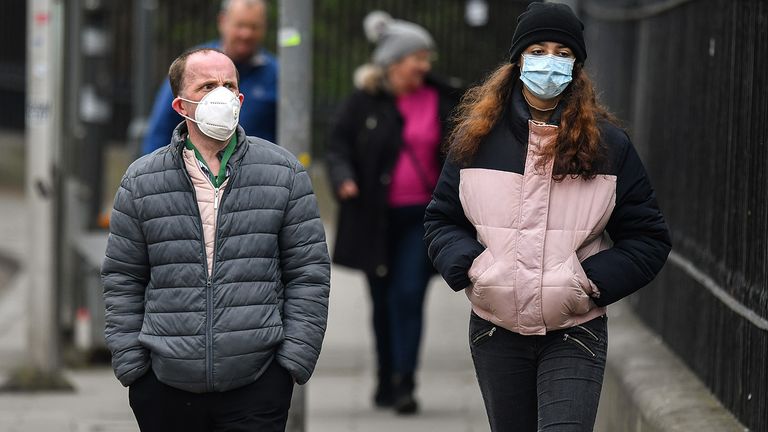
[185,135,237,188]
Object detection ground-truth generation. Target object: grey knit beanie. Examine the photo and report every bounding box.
[363,11,435,67]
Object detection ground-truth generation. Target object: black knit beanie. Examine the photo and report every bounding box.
[508,2,587,64]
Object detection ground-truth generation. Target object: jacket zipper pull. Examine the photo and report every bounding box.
[214,187,220,211]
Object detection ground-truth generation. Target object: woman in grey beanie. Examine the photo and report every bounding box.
[326,11,462,415]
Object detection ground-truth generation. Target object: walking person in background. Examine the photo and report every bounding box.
[423,3,671,431]
[326,11,461,415]
[103,47,329,431]
[142,0,277,155]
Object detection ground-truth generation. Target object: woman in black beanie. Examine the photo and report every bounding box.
[424,2,671,431]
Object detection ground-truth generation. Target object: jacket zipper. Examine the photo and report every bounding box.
[206,168,237,391]
[181,167,214,391]
[205,178,232,391]
[472,326,496,345]
[181,147,240,392]
[576,324,599,341]
[563,333,596,358]
[186,164,230,392]
[203,170,219,392]
[205,277,213,391]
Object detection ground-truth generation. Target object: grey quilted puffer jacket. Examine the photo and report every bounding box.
[102,124,330,393]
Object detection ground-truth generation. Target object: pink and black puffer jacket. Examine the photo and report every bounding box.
[424,84,671,335]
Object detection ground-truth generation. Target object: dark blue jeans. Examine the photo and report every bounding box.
[367,205,433,377]
[469,312,607,432]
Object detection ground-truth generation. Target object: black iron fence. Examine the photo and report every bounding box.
[585,0,768,430]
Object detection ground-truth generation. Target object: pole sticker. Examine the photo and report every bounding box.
[298,152,311,168]
[279,28,302,47]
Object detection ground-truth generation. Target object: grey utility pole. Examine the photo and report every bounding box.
[128,0,157,157]
[23,0,67,385]
[278,0,313,167]
[278,1,313,430]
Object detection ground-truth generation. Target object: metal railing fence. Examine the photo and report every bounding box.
[584,0,768,430]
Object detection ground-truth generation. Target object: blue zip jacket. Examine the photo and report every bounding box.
[141,41,278,155]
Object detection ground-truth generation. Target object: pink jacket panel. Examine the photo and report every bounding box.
[460,121,613,335]
[183,148,229,277]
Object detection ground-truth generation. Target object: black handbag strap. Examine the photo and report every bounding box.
[401,143,435,194]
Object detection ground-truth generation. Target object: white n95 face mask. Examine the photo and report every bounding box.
[178,86,241,141]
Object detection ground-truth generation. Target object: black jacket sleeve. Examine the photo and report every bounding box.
[325,95,360,195]
[581,135,672,306]
[424,160,485,291]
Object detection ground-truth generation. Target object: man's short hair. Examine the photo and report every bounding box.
[167,47,239,97]
[220,0,266,13]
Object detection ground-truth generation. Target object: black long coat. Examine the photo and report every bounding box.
[326,75,461,276]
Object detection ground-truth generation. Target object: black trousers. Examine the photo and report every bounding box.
[470,313,608,432]
[129,360,294,432]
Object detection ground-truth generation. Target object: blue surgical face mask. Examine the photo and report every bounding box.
[520,54,575,100]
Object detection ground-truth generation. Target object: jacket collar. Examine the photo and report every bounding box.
[172,123,249,167]
[506,80,565,142]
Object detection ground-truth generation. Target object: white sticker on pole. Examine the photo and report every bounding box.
[279,27,302,47]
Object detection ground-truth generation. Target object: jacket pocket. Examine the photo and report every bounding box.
[468,248,494,285]
[562,252,594,314]
[541,252,596,328]
[568,252,594,296]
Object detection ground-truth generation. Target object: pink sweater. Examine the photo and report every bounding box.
[388,86,441,207]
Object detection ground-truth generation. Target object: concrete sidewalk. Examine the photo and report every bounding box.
[0,193,488,432]
[307,267,487,431]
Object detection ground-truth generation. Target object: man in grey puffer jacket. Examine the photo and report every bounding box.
[102,47,330,431]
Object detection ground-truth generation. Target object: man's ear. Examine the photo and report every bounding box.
[172,97,187,117]
[238,93,244,105]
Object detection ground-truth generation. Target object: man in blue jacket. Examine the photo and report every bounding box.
[141,0,277,155]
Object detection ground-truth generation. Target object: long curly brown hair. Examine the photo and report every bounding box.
[448,63,617,180]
